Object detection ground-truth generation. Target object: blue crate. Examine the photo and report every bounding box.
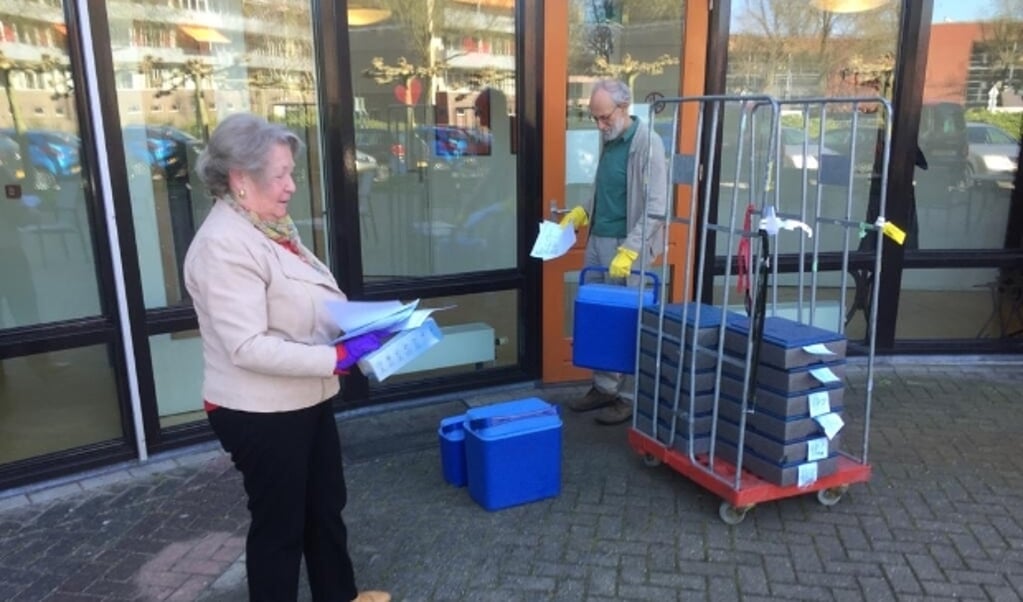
[573,267,659,373]
[464,397,562,511]
[438,414,468,487]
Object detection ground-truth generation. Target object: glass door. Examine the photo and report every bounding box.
[541,0,694,382]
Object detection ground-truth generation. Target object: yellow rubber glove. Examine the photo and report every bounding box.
[609,246,638,279]
[559,206,589,229]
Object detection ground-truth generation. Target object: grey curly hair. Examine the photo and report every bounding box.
[591,79,632,107]
[195,112,302,199]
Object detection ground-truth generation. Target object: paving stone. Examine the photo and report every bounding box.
[0,367,1020,601]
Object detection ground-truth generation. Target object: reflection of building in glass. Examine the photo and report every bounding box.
[927,22,1023,109]
[0,0,318,134]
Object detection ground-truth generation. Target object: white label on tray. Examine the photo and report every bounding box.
[815,412,845,440]
[806,437,829,462]
[807,391,831,417]
[809,366,841,384]
[802,343,836,356]
[797,462,819,487]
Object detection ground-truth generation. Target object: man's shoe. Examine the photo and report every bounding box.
[567,387,618,412]
[352,591,390,602]
[595,398,633,425]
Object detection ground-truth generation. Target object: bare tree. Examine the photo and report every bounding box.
[980,0,1023,102]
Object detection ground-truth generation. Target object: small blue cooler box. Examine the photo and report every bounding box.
[573,267,659,373]
[438,414,468,487]
[464,398,562,511]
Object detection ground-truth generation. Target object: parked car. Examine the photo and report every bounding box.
[356,126,404,177]
[0,133,26,183]
[821,125,885,175]
[122,124,202,181]
[965,121,1019,187]
[779,126,838,170]
[918,101,969,189]
[0,128,81,190]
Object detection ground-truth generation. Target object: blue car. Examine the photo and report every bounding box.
[0,128,81,190]
[122,124,202,180]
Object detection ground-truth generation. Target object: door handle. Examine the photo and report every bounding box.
[549,199,570,220]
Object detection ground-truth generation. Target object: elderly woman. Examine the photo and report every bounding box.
[184,113,389,602]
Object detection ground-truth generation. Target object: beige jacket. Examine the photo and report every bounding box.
[183,201,345,413]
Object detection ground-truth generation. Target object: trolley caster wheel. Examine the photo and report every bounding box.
[816,486,847,507]
[718,501,752,525]
[642,453,661,467]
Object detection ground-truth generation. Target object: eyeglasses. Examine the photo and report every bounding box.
[590,105,621,125]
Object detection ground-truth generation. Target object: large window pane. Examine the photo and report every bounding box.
[107,1,326,308]
[0,347,122,464]
[351,0,518,278]
[0,1,102,327]
[897,267,1020,338]
[724,1,902,254]
[374,289,518,385]
[916,1,1021,250]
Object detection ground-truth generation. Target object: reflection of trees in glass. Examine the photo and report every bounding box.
[566,0,682,91]
[730,0,899,98]
[139,56,223,141]
[0,51,70,134]
[979,0,1023,102]
[593,53,678,90]
[246,3,317,106]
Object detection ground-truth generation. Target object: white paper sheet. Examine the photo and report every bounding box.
[802,343,835,356]
[807,390,832,417]
[806,437,829,462]
[797,462,819,488]
[809,366,841,384]
[814,412,845,440]
[529,220,576,260]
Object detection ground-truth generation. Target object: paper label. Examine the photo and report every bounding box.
[807,390,831,417]
[797,462,818,487]
[814,412,845,440]
[809,366,841,384]
[802,343,835,356]
[806,437,829,462]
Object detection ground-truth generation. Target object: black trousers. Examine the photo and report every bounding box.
[208,399,358,602]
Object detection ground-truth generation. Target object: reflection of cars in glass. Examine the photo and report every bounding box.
[965,122,1019,187]
[779,126,837,170]
[0,134,27,182]
[355,126,403,177]
[821,125,883,175]
[0,128,81,190]
[918,101,968,188]
[122,124,202,180]
[355,149,383,197]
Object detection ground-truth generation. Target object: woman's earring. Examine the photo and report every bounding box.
[237,189,246,199]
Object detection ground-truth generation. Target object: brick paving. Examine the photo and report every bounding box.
[0,360,1021,601]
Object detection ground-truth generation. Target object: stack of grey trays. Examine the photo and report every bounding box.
[716,315,848,487]
[635,303,726,456]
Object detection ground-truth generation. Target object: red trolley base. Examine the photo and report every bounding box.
[628,427,871,524]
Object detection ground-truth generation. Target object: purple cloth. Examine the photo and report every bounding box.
[336,331,386,370]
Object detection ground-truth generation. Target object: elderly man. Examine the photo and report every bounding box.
[561,78,668,425]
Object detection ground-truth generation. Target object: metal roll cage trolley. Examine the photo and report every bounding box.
[627,93,901,525]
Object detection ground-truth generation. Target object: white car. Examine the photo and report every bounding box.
[779,126,838,170]
[966,122,1019,187]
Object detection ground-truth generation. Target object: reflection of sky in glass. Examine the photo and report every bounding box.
[728,0,996,30]
[933,0,991,23]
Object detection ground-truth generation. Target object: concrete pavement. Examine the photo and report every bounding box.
[1,359,1021,601]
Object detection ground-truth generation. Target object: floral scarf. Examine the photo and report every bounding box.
[220,195,331,277]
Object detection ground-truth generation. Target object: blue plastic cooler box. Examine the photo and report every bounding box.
[463,397,562,511]
[573,267,659,373]
[437,414,468,487]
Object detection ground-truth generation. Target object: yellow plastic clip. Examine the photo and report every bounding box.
[881,221,906,245]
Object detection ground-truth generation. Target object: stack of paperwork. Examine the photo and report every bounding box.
[326,299,449,381]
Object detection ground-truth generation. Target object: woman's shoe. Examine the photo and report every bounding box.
[352,591,391,602]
